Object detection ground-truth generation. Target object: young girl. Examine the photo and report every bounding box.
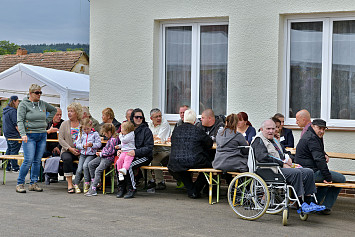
[116,121,135,181]
[85,123,119,196]
[73,118,101,194]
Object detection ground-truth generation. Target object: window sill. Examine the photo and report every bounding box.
[284,125,355,132]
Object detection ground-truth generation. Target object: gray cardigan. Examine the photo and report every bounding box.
[212,127,249,172]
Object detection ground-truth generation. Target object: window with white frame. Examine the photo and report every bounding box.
[161,22,228,120]
[286,17,355,127]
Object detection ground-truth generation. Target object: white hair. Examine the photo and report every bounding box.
[184,109,196,124]
[260,119,275,129]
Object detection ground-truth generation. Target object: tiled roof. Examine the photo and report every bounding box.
[0,51,88,73]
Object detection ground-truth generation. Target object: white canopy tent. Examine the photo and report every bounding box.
[0,63,89,119]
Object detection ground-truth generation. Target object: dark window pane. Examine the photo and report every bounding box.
[331,20,355,119]
[199,25,228,115]
[165,26,192,114]
[289,22,322,118]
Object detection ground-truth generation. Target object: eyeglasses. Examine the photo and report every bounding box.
[134,116,143,119]
[33,91,42,95]
[152,115,162,119]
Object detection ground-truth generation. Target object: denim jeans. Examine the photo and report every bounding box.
[17,133,47,185]
[314,170,346,209]
[5,139,22,171]
[74,155,95,185]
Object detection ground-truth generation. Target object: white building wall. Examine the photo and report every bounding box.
[90,0,355,158]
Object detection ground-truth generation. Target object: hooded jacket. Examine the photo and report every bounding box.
[17,98,56,136]
[133,122,154,161]
[75,130,102,156]
[212,127,249,172]
[2,105,20,138]
[295,126,332,182]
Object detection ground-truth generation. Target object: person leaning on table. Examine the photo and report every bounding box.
[168,109,213,199]
[16,84,57,193]
[58,102,83,194]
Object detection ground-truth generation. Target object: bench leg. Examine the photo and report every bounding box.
[2,160,8,185]
[111,167,115,194]
[202,172,220,205]
[103,169,106,194]
[144,169,148,189]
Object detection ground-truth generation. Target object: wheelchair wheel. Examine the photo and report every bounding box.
[228,172,270,220]
[266,185,286,215]
[282,208,288,226]
[299,213,308,221]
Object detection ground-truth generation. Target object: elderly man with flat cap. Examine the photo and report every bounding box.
[295,119,346,215]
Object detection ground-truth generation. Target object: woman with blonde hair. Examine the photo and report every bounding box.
[16,84,57,193]
[58,102,83,193]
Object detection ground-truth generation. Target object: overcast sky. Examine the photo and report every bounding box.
[0,0,90,45]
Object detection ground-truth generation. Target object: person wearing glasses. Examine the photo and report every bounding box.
[16,84,57,193]
[116,108,154,198]
[146,108,171,190]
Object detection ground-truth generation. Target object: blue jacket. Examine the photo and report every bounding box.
[2,106,21,138]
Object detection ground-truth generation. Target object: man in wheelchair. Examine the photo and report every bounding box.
[251,119,325,213]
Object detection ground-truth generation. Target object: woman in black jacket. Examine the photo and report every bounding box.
[116,108,154,199]
[168,109,213,199]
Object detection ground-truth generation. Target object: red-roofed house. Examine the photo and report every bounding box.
[0,48,89,74]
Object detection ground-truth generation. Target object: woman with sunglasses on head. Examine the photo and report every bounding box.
[116,108,154,198]
[16,84,57,193]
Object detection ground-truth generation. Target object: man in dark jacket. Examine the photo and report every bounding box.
[44,107,64,157]
[295,119,346,215]
[195,109,224,162]
[169,109,213,199]
[196,109,224,141]
[2,96,21,172]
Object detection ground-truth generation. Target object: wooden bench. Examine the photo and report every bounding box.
[0,155,52,184]
[140,166,222,204]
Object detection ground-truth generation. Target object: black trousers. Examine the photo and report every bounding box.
[61,151,79,176]
[170,170,207,196]
[117,157,151,191]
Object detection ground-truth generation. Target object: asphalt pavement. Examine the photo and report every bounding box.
[1,171,354,237]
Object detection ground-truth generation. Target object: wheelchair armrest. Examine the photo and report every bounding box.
[257,163,280,167]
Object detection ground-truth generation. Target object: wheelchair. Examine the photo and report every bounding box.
[227,146,310,226]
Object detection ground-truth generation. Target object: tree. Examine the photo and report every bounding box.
[0,40,19,55]
[43,49,61,53]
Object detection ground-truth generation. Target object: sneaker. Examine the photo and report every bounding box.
[176,181,185,189]
[147,181,156,189]
[74,184,81,194]
[28,183,43,192]
[12,169,19,173]
[84,183,90,194]
[85,188,97,197]
[116,189,126,198]
[16,184,26,193]
[118,172,124,181]
[156,182,166,190]
[124,189,136,199]
[119,168,127,175]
